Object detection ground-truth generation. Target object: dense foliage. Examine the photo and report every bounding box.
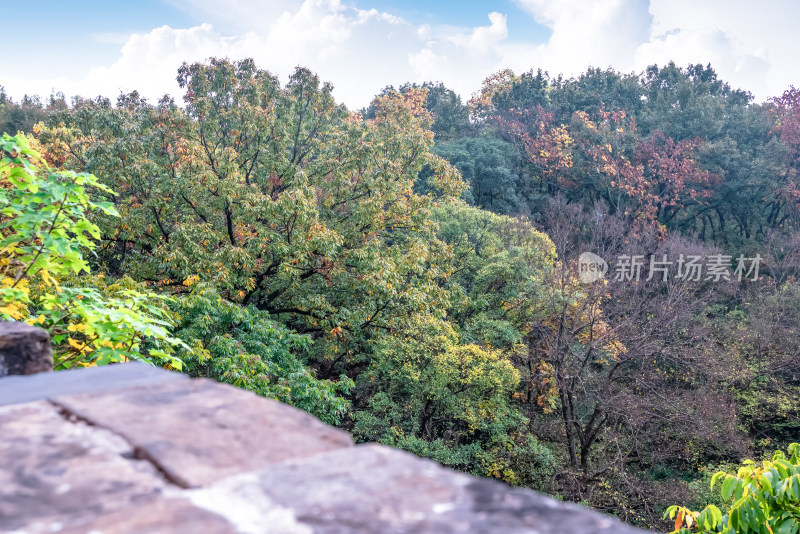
[666,443,800,533]
[4,58,800,532]
[0,134,185,369]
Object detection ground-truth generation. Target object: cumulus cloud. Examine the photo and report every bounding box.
[635,0,795,97]
[514,0,652,72]
[54,1,417,107]
[3,0,798,108]
[84,24,233,100]
[634,27,771,96]
[405,12,520,101]
[446,11,509,53]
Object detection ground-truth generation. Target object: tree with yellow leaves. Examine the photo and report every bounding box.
[0,133,185,369]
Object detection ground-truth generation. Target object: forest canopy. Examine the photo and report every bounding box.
[1,59,799,532]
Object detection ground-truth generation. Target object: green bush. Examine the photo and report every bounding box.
[666,443,800,534]
[172,288,352,425]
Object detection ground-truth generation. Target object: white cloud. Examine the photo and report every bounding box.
[408,48,446,81]
[509,0,797,99]
[514,0,652,72]
[27,1,416,108]
[405,12,520,100]
[84,24,232,100]
[635,0,797,97]
[446,11,508,52]
[3,0,799,109]
[634,27,771,96]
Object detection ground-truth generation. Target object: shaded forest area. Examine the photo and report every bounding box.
[1,60,799,531]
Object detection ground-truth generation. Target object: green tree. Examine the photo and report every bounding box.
[433,137,521,214]
[353,313,537,484]
[364,82,471,140]
[36,58,465,376]
[549,67,645,121]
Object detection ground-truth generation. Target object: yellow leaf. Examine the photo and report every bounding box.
[67,338,85,350]
[27,314,47,326]
[0,302,26,320]
[40,269,61,290]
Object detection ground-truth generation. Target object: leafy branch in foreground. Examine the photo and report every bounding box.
[0,133,185,368]
[666,443,800,534]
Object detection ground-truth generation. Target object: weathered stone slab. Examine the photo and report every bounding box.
[0,366,648,534]
[187,444,646,534]
[0,321,52,377]
[0,401,169,533]
[0,362,187,407]
[185,482,313,534]
[48,497,237,534]
[51,378,354,487]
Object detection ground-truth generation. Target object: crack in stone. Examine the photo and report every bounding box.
[48,399,192,489]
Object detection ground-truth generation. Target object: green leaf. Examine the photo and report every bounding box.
[722,475,738,501]
[758,474,773,495]
[775,518,799,534]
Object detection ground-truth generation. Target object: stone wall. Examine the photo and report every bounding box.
[0,322,52,377]
[0,324,649,533]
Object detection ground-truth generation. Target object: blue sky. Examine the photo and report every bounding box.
[15,1,193,78]
[4,1,797,108]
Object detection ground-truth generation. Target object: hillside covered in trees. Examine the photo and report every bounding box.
[1,59,799,532]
